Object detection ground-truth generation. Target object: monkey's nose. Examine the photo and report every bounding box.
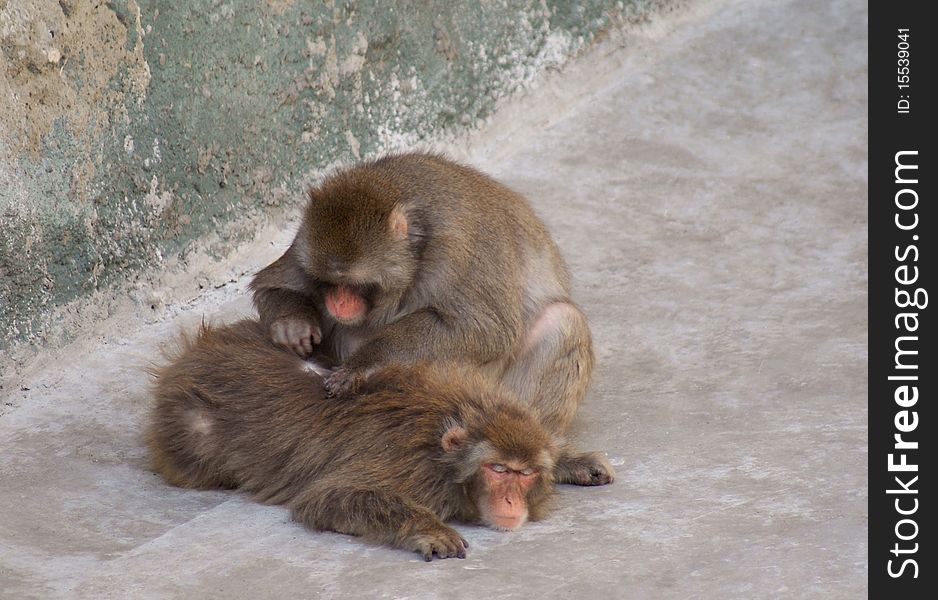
[326,256,346,275]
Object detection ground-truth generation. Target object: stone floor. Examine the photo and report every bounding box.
[0,0,868,597]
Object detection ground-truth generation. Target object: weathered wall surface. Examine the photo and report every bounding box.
[0,0,668,361]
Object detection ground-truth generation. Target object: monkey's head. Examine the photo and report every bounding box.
[440,400,558,532]
[296,174,421,326]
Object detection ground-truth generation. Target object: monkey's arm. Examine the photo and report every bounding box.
[250,249,323,356]
[326,307,517,395]
[290,483,468,561]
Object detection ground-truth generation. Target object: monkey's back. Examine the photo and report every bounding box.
[363,153,572,328]
[148,320,487,508]
[368,153,562,258]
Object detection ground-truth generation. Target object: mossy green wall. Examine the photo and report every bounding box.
[1,0,665,353]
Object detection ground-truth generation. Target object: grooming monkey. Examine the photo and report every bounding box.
[148,320,563,560]
[251,152,596,444]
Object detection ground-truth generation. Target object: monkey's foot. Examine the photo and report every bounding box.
[555,451,616,486]
[401,526,469,561]
[270,316,322,357]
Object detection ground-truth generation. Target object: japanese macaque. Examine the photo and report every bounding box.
[147,320,564,560]
[249,152,594,441]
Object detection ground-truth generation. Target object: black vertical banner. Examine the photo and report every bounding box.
[870,2,933,596]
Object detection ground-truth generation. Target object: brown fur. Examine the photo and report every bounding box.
[249,153,597,447]
[147,320,560,560]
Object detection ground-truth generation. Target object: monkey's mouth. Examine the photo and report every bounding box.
[324,283,372,323]
[488,514,528,531]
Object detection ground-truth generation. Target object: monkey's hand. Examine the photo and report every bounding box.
[401,524,469,561]
[270,316,322,358]
[323,366,373,397]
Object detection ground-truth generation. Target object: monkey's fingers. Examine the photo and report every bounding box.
[582,452,615,485]
[323,370,345,397]
[424,542,463,561]
[411,539,437,562]
[587,464,615,485]
[324,368,364,398]
[556,451,616,486]
[410,529,468,561]
[271,317,321,358]
[441,530,468,559]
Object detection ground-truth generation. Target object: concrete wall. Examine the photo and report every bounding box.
[0,0,666,359]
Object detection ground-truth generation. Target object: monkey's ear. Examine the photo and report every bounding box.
[441,424,469,453]
[388,205,409,240]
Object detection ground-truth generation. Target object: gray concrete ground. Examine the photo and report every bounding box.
[0,0,868,597]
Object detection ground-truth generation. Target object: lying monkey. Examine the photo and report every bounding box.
[148,320,564,560]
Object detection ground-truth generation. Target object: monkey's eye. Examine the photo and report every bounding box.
[488,463,508,473]
[519,467,538,477]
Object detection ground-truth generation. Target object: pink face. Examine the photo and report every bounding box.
[439,424,546,532]
[480,461,540,531]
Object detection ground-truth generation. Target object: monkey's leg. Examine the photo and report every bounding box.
[554,447,616,486]
[501,301,593,436]
[290,484,469,561]
[501,302,614,486]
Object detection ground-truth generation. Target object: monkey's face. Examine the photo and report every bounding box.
[441,408,557,532]
[298,189,417,326]
[474,459,545,530]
